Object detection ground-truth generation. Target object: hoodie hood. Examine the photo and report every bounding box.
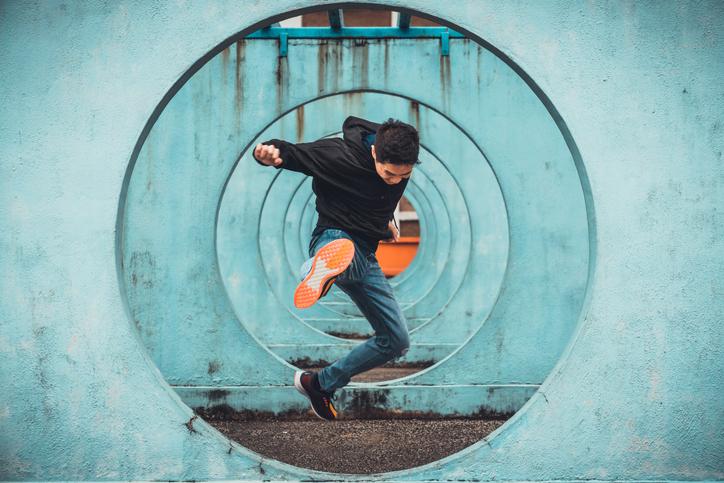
[342,116,381,166]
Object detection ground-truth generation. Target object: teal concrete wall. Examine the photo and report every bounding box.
[1,0,722,480]
[123,32,587,405]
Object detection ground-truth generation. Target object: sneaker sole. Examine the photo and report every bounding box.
[294,371,335,421]
[294,239,355,309]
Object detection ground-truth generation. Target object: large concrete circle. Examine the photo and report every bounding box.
[115,1,594,478]
[121,25,590,390]
[9,1,722,481]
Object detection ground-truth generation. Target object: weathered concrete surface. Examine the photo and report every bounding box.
[1,0,722,480]
[124,32,587,410]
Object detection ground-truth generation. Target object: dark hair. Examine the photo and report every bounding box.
[375,118,420,166]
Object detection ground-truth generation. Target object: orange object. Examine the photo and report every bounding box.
[376,236,420,277]
[294,239,355,308]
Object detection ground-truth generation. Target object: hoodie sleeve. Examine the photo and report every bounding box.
[252,137,353,179]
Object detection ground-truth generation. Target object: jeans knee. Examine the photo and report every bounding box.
[390,331,410,357]
[376,333,407,358]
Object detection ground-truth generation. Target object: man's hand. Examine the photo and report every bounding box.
[254,143,283,167]
[384,219,400,242]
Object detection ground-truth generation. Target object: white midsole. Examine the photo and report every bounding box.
[304,259,336,293]
[293,371,309,399]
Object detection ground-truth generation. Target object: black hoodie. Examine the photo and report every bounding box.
[254,116,409,249]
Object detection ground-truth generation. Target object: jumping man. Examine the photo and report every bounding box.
[253,116,420,420]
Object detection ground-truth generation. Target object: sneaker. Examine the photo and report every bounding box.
[294,371,338,421]
[294,238,355,309]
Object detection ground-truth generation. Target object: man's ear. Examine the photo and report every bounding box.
[371,144,377,162]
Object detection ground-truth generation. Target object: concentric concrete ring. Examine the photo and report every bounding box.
[120,27,589,416]
[218,91,506,364]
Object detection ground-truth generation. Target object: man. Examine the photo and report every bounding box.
[253,116,420,421]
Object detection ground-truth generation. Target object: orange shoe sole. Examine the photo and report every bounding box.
[294,239,355,309]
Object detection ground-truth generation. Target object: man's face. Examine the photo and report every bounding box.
[371,145,413,185]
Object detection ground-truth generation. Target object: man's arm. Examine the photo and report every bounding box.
[253,138,345,178]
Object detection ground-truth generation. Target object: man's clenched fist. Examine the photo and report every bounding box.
[254,143,283,167]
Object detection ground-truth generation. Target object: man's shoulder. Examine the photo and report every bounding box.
[308,137,357,164]
[303,136,345,150]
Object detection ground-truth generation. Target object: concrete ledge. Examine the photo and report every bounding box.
[174,384,539,417]
[302,316,431,332]
[269,342,460,364]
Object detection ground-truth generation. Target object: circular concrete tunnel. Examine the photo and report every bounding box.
[120,21,591,417]
[218,93,507,368]
[6,1,721,480]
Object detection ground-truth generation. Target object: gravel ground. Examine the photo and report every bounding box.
[205,415,505,474]
[198,366,506,473]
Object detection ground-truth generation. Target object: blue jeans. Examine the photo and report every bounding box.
[299,228,410,393]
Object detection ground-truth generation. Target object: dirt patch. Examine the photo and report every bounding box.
[201,410,505,474]
[326,330,369,340]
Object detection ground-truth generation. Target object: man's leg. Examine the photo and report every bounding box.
[316,254,410,394]
[294,228,378,420]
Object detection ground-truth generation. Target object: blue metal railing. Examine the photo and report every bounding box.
[246,26,465,40]
[247,26,464,56]
[248,8,465,58]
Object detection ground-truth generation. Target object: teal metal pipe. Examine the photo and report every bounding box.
[247,26,465,39]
